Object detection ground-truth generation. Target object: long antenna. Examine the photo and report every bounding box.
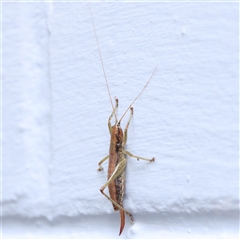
[119,66,158,123]
[88,4,117,122]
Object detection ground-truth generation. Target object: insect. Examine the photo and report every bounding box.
[88,5,157,236]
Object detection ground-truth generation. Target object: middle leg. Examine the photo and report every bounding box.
[124,150,155,162]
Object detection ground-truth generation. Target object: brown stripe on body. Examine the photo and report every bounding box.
[108,125,124,211]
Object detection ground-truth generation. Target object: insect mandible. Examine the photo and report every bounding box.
[88,5,157,236]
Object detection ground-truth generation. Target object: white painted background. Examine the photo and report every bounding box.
[2,2,239,239]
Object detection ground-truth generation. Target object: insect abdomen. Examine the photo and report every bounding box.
[115,171,125,208]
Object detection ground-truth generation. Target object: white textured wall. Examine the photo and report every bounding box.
[2,2,238,239]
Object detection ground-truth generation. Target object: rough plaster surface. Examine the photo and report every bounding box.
[2,2,239,239]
